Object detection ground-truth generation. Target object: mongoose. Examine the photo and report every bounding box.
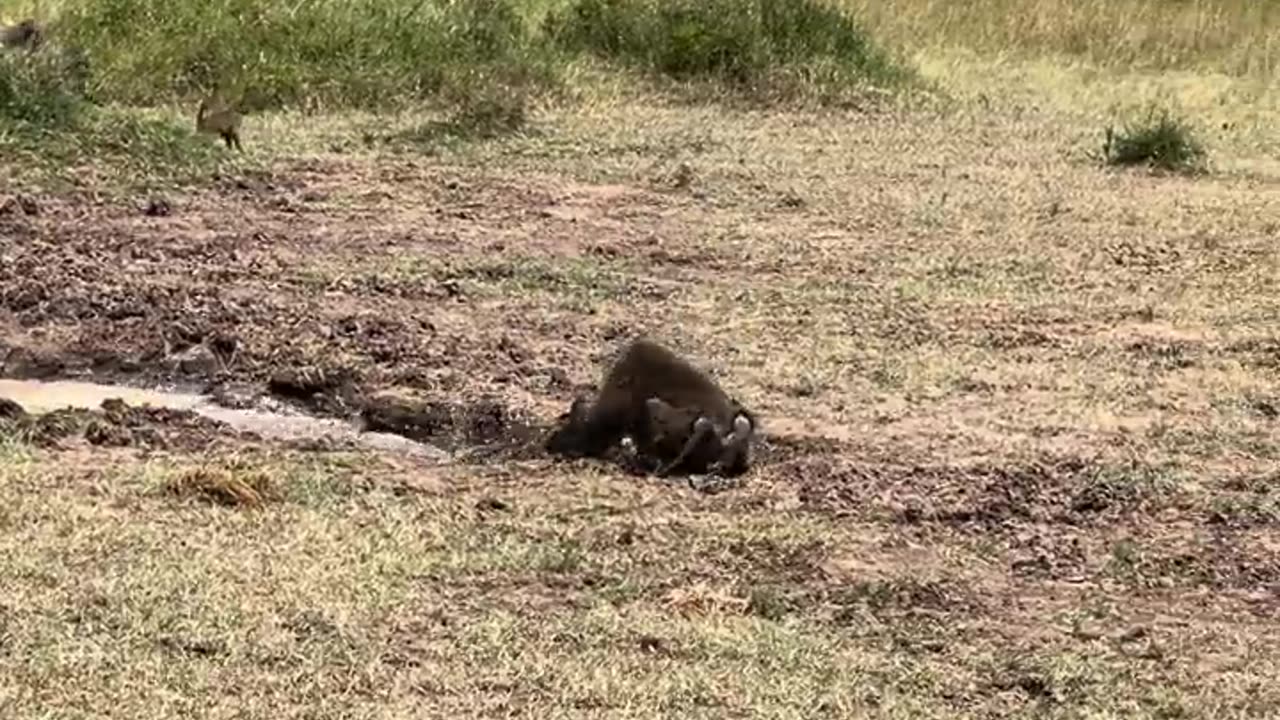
[196,94,242,150]
[0,18,42,50]
[545,337,756,477]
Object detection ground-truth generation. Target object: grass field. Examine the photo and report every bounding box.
[2,0,1280,717]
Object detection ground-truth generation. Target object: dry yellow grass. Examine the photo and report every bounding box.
[844,0,1280,77]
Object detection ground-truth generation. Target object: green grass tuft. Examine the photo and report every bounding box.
[435,67,532,140]
[54,0,556,110]
[546,0,909,98]
[0,44,88,126]
[0,43,233,187]
[1104,106,1207,173]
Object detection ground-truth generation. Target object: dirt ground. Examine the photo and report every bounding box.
[2,83,1280,717]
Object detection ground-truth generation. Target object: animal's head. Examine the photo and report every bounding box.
[644,398,755,476]
[544,396,592,457]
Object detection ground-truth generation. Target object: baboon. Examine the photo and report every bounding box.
[545,337,756,477]
[196,94,242,150]
[0,19,43,50]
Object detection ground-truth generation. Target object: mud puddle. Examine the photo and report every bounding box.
[0,378,451,460]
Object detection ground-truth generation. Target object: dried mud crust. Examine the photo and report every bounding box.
[787,454,1177,526]
[0,397,234,451]
[0,178,585,410]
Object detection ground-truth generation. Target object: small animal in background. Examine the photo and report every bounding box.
[0,18,43,50]
[545,337,757,478]
[196,93,243,150]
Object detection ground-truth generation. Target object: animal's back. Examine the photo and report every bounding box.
[606,338,734,420]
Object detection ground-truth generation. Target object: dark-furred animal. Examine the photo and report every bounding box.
[545,337,756,477]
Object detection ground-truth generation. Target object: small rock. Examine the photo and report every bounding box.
[142,197,172,217]
[158,635,225,657]
[100,398,129,422]
[0,398,26,419]
[205,382,260,410]
[0,195,37,216]
[208,334,239,365]
[779,192,805,209]
[166,344,222,376]
[476,497,509,512]
[85,420,133,447]
[2,347,65,379]
[637,635,667,654]
[1115,625,1149,643]
[671,162,694,189]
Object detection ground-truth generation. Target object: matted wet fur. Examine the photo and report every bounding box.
[545,337,757,477]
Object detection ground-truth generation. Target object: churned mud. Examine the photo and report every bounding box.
[0,164,833,473]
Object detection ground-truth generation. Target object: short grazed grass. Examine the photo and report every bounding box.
[3,447,1278,718]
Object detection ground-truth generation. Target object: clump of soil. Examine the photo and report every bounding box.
[361,396,453,441]
[268,366,363,416]
[792,454,1182,529]
[24,407,95,447]
[360,391,544,460]
[1,346,66,379]
[0,397,232,450]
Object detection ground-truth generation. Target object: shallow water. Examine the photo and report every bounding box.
[0,378,450,460]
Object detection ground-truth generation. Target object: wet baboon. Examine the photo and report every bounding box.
[0,19,42,50]
[545,337,756,477]
[196,94,242,150]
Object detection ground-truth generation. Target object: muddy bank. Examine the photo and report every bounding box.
[0,392,232,451]
[0,375,557,463]
[0,182,592,413]
[0,378,445,457]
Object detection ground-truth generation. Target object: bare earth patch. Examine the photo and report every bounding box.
[2,86,1279,717]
